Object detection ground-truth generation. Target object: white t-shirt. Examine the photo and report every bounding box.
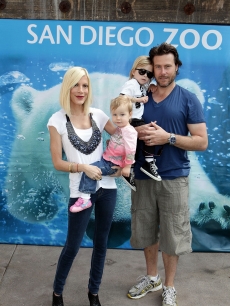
[47,108,117,198]
[120,78,147,120]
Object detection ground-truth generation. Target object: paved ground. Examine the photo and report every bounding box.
[0,244,229,306]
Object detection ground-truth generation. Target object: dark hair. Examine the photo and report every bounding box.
[149,43,182,75]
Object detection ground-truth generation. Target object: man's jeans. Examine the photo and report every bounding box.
[79,158,117,194]
[53,187,117,295]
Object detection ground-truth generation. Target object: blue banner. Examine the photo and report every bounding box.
[0,19,230,251]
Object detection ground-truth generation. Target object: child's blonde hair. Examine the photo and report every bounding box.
[110,95,132,113]
[59,66,92,116]
[129,55,152,79]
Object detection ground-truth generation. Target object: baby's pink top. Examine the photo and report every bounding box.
[103,125,137,167]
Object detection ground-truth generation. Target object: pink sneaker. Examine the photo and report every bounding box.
[69,198,92,213]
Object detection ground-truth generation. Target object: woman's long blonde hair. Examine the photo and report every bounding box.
[59,66,93,116]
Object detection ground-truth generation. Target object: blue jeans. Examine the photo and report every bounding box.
[79,158,117,194]
[53,188,117,295]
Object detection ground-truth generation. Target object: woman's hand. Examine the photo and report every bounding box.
[82,164,102,181]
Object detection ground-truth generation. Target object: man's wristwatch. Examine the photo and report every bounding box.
[168,133,176,145]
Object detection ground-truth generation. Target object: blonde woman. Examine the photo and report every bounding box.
[48,67,119,306]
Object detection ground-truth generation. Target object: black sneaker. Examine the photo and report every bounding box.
[52,292,64,306]
[121,172,136,191]
[140,160,162,181]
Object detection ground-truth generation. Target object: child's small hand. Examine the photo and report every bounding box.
[121,167,131,177]
[141,96,149,104]
[148,84,157,93]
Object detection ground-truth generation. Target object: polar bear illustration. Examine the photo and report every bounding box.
[4,73,230,248]
[177,78,230,230]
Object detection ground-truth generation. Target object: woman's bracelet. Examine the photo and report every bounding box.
[69,162,80,173]
[69,162,73,173]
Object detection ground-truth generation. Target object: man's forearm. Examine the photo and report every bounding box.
[170,134,208,151]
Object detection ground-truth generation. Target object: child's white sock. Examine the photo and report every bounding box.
[145,157,153,163]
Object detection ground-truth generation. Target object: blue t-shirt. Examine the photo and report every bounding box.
[134,84,206,180]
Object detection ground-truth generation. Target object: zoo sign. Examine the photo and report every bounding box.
[27,24,222,50]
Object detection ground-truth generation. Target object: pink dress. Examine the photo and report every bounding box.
[103,125,137,167]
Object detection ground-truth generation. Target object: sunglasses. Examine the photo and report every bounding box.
[136,68,153,79]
